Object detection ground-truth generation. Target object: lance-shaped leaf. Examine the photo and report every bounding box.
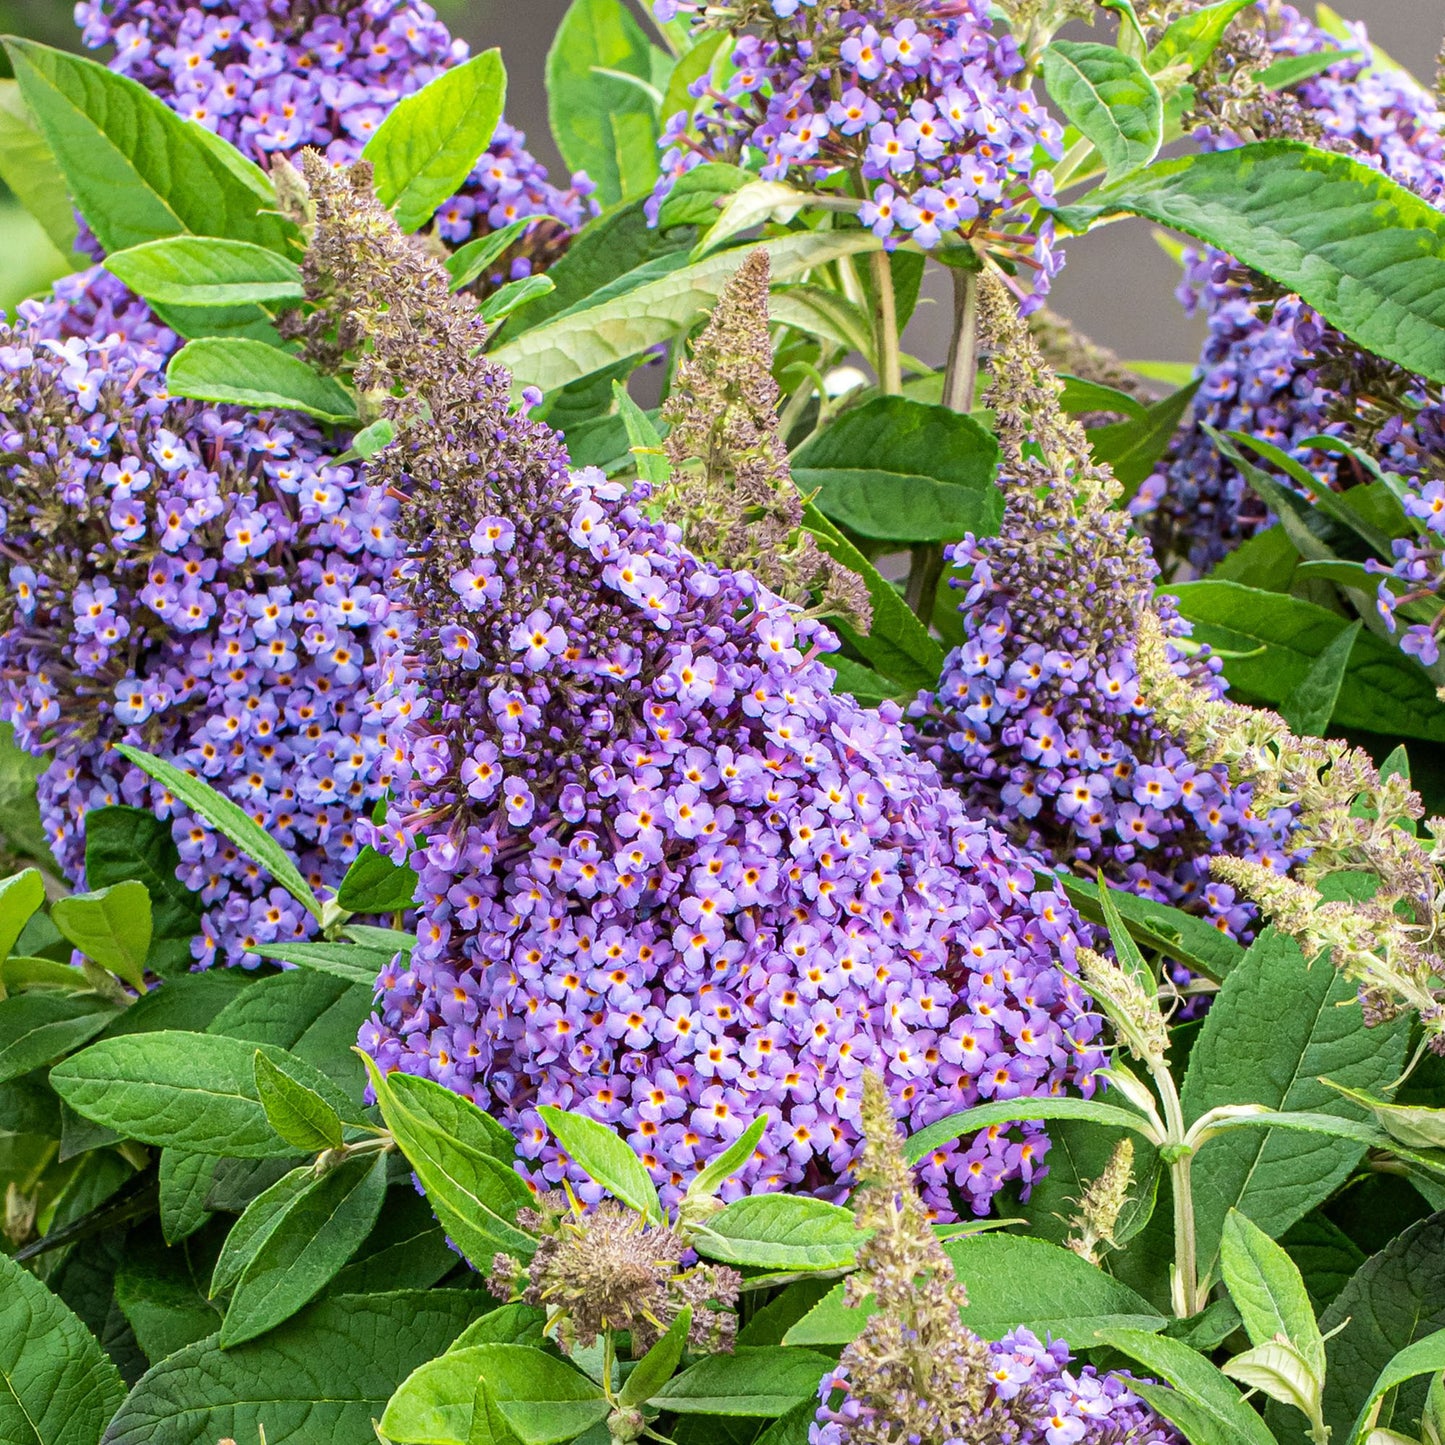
[364,49,507,233]
[2,37,289,255]
[166,338,359,426]
[538,1103,661,1221]
[114,744,321,921]
[105,236,304,308]
[50,881,152,992]
[1056,141,1445,384]
[1042,41,1162,182]
[252,1050,344,1153]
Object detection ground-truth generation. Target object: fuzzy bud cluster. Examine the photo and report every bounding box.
[490,1194,741,1357]
[649,0,1063,309]
[810,1074,1179,1445]
[910,276,1296,959]
[290,156,1107,1216]
[1135,612,1445,1050]
[659,250,871,629]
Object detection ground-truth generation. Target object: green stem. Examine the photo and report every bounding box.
[942,267,980,415]
[869,249,902,396]
[1155,1068,1201,1319]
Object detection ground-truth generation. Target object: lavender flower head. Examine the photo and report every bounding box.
[1141,3,1445,572]
[288,153,1106,1214]
[0,279,408,966]
[910,276,1295,952]
[649,0,1064,309]
[810,1073,1179,1445]
[75,0,595,283]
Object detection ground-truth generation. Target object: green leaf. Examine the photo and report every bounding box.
[612,379,670,486]
[0,79,80,260]
[478,274,556,326]
[1101,1327,1280,1445]
[336,846,417,915]
[786,1233,1165,1347]
[1166,582,1445,743]
[247,940,388,987]
[384,1343,606,1445]
[1147,0,1254,73]
[1057,872,1244,982]
[491,230,880,393]
[1282,1213,1366,1314]
[1058,374,1149,421]
[469,1374,526,1445]
[791,396,1003,544]
[50,882,152,991]
[0,992,117,1085]
[114,744,321,922]
[1,956,87,993]
[1181,928,1410,1271]
[0,726,56,874]
[1221,1209,1326,1377]
[685,1116,768,1202]
[2,37,289,256]
[350,418,395,459]
[904,1095,1153,1164]
[650,1348,834,1416]
[252,1049,344,1153]
[165,338,358,426]
[331,1184,457,1295]
[1319,1080,1445,1152]
[104,236,303,307]
[364,49,507,233]
[1319,1216,1445,1444]
[509,198,691,336]
[0,1250,125,1445]
[1281,619,1361,736]
[546,0,659,208]
[620,1307,692,1408]
[221,1152,386,1347]
[447,217,543,292]
[801,502,944,691]
[656,160,750,230]
[208,969,375,1105]
[0,867,45,961]
[158,1150,216,1245]
[1086,377,1202,496]
[84,806,201,978]
[363,1057,535,1268]
[101,1290,488,1445]
[1042,41,1162,182]
[1351,1332,1445,1445]
[50,1029,349,1157]
[113,1225,224,1364]
[210,1166,313,1296]
[538,1103,661,1220]
[693,1194,859,1271]
[1056,141,1445,384]
[1255,48,1355,91]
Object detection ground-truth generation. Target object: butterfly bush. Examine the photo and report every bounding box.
[649,0,1064,309]
[0,276,408,965]
[1140,3,1445,573]
[284,154,1105,1213]
[75,0,595,284]
[910,277,1295,953]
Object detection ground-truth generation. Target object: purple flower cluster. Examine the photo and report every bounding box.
[0,270,408,965]
[1141,6,1445,571]
[649,0,1063,307]
[360,437,1106,1214]
[813,1327,1179,1445]
[1367,408,1445,665]
[75,0,595,282]
[911,550,1294,940]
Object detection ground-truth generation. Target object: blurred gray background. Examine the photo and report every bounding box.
[2,0,1441,364]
